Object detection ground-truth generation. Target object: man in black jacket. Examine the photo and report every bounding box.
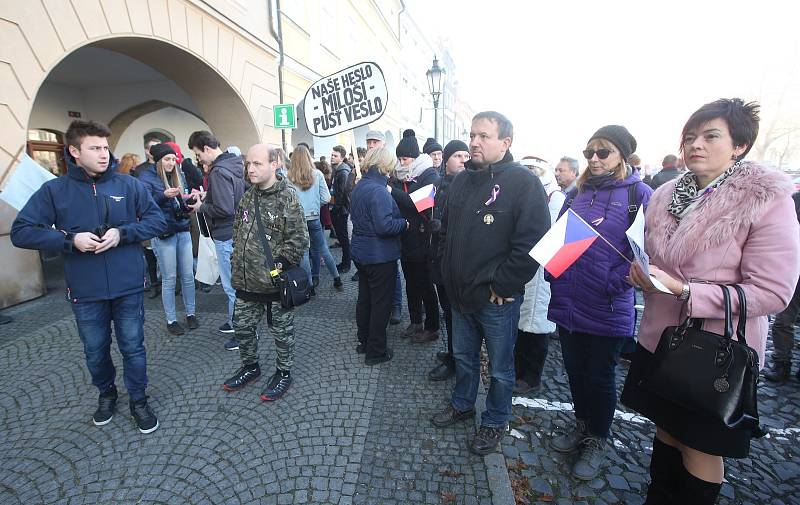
[187,130,245,346]
[431,111,550,455]
[330,145,353,273]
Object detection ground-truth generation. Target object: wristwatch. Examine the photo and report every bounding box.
[677,280,690,301]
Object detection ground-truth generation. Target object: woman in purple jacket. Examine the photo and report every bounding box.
[547,125,652,480]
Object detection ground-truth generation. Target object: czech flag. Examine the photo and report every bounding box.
[529,209,599,278]
[410,183,436,212]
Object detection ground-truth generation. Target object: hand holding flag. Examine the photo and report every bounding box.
[529,209,600,278]
[409,183,436,212]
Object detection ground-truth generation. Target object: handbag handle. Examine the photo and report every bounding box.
[719,284,734,340]
[730,284,747,343]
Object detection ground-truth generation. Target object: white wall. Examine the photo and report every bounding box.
[115,107,209,159]
[27,82,85,133]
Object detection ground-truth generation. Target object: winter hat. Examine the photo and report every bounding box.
[164,141,184,164]
[395,129,420,159]
[366,130,385,142]
[423,137,443,154]
[442,140,469,166]
[588,125,637,161]
[150,143,177,163]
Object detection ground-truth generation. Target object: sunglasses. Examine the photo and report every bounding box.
[582,148,614,160]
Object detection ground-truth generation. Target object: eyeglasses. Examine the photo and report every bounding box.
[582,148,614,160]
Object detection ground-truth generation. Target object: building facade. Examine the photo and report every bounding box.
[0,0,473,307]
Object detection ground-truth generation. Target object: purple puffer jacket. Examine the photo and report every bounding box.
[547,170,652,337]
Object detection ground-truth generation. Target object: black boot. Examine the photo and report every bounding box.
[676,464,722,505]
[428,356,455,381]
[764,360,792,382]
[644,437,682,504]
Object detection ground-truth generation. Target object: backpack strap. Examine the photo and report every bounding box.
[627,183,638,227]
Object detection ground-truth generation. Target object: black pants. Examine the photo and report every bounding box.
[355,261,396,359]
[331,209,351,267]
[144,247,159,286]
[435,283,453,355]
[401,260,439,331]
[514,330,549,386]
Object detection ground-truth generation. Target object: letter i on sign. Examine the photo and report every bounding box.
[279,108,289,127]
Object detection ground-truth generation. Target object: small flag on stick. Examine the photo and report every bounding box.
[529,209,600,278]
[409,183,436,212]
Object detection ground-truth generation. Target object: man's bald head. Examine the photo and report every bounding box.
[246,143,281,188]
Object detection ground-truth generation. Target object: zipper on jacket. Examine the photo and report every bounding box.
[589,189,597,206]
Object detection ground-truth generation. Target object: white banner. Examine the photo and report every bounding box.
[0,154,57,211]
[303,62,388,137]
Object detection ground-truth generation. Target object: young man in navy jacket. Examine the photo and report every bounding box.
[11,120,166,434]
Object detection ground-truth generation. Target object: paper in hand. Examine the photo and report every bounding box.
[625,206,672,294]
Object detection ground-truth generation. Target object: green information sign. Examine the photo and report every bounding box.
[273,104,296,129]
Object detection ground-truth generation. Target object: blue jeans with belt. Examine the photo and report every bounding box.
[71,292,148,401]
[451,297,522,428]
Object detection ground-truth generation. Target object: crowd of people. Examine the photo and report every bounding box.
[8,97,800,504]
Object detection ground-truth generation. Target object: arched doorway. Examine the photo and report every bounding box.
[2,33,267,307]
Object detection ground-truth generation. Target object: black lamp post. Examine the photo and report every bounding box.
[426,56,445,142]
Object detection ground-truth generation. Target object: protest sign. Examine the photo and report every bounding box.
[0,154,56,211]
[303,62,388,137]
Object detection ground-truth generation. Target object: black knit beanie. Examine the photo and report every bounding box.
[423,137,443,154]
[395,129,420,159]
[588,125,637,161]
[150,143,176,163]
[442,140,469,166]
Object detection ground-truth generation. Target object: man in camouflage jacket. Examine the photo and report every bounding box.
[222,144,309,401]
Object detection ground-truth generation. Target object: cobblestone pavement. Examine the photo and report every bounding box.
[504,329,800,505]
[0,256,495,505]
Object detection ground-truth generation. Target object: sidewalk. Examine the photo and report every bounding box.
[0,258,500,505]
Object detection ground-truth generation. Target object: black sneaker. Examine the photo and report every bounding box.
[431,404,475,428]
[223,363,261,391]
[365,348,393,366]
[218,322,235,334]
[185,315,199,330]
[470,425,505,455]
[224,337,239,351]
[389,306,401,325]
[260,369,293,401]
[167,321,185,336]
[93,385,118,426]
[333,277,344,291]
[336,263,351,274]
[436,351,450,363]
[428,361,455,381]
[130,398,159,434]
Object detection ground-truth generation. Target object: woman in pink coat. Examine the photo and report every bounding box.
[623,98,800,504]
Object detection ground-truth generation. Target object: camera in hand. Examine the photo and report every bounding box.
[93,224,111,238]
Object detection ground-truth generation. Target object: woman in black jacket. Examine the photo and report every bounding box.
[390,130,440,343]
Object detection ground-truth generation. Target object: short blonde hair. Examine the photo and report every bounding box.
[363,147,396,176]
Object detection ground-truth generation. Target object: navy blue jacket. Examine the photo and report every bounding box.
[350,169,406,265]
[11,150,166,302]
[137,165,191,236]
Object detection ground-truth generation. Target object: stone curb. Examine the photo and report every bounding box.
[475,376,516,505]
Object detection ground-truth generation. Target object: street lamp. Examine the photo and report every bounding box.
[426,56,445,143]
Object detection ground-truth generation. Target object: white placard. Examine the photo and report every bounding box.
[0,154,57,211]
[303,62,388,137]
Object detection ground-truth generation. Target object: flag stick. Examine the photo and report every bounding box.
[568,210,632,264]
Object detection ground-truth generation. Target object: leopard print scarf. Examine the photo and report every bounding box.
[667,161,741,220]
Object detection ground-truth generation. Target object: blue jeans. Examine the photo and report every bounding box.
[214,238,235,324]
[300,218,338,283]
[559,327,626,439]
[393,262,402,309]
[451,297,522,428]
[71,292,148,401]
[152,232,196,322]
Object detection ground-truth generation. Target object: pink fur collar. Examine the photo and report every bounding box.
[647,162,794,265]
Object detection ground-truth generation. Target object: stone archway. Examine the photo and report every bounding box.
[107,100,202,150]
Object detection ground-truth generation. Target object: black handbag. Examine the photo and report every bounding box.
[642,284,762,434]
[253,193,311,309]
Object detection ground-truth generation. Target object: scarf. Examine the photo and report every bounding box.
[583,165,632,189]
[667,161,742,220]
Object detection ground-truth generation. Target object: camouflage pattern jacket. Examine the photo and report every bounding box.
[231,175,309,295]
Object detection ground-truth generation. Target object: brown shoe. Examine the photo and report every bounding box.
[411,329,439,344]
[431,404,475,428]
[402,323,423,339]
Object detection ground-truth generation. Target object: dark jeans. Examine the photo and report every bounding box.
[331,209,351,267]
[452,298,522,428]
[772,276,800,363]
[559,327,626,439]
[355,261,397,359]
[144,247,159,286]
[401,260,439,331]
[394,263,403,309]
[514,330,549,386]
[435,283,453,355]
[70,292,148,401]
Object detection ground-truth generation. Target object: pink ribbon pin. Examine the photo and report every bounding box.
[485,185,500,206]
